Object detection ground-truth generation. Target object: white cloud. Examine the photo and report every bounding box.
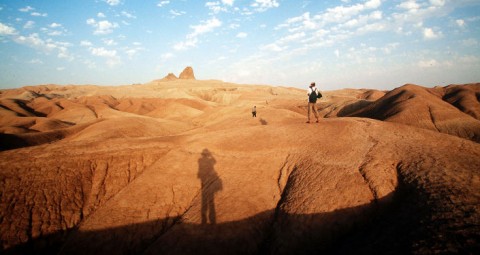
[173,17,220,50]
[86,18,119,35]
[98,12,106,18]
[157,1,170,7]
[0,22,17,35]
[279,32,305,43]
[261,43,284,52]
[89,46,121,67]
[24,21,35,29]
[429,0,445,7]
[125,44,144,59]
[19,6,34,12]
[50,22,62,28]
[456,19,465,28]
[170,10,186,17]
[174,37,198,50]
[236,32,247,38]
[56,67,65,71]
[105,0,120,6]
[97,20,118,34]
[206,2,227,14]
[83,59,97,69]
[15,33,44,47]
[90,47,117,58]
[48,30,63,36]
[121,11,136,19]
[222,0,234,6]
[161,52,174,61]
[29,59,43,64]
[12,33,74,61]
[86,18,95,25]
[80,40,92,47]
[365,0,381,9]
[187,17,222,39]
[335,49,340,58]
[397,0,421,11]
[31,12,48,17]
[423,27,442,39]
[103,39,117,46]
[251,0,279,12]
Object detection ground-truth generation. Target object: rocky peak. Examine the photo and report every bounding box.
[162,73,178,81]
[179,66,196,80]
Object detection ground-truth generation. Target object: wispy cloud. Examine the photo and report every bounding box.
[423,27,442,39]
[86,18,119,35]
[157,1,170,7]
[19,6,34,12]
[23,20,35,29]
[8,31,74,61]
[174,17,222,50]
[169,9,186,17]
[105,0,120,6]
[121,11,136,19]
[251,0,280,12]
[31,12,48,17]
[236,32,247,38]
[0,23,17,35]
[89,46,121,66]
[28,58,43,64]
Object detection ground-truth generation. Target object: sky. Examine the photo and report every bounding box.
[0,0,479,90]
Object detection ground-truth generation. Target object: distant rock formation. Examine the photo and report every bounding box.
[162,73,178,81]
[179,66,195,80]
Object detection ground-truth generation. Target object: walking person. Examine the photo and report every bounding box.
[307,82,322,123]
[252,106,257,117]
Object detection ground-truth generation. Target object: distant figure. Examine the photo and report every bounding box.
[307,82,322,123]
[197,149,222,224]
[252,106,257,117]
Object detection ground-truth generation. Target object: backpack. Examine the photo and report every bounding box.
[317,90,323,99]
[309,87,318,103]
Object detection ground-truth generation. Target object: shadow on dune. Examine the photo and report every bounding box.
[197,148,222,225]
[259,118,268,125]
[7,169,477,255]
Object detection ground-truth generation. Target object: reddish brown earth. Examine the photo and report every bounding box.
[1,75,479,254]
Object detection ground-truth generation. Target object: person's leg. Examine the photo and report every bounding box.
[307,103,312,122]
[312,103,319,122]
[201,189,208,224]
[209,198,216,224]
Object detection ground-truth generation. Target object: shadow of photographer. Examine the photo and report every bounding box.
[197,148,222,225]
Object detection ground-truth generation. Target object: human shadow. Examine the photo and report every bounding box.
[197,149,222,225]
[4,183,477,255]
[259,118,268,125]
[4,163,479,255]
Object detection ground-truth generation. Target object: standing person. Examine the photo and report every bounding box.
[307,82,322,123]
[252,106,257,117]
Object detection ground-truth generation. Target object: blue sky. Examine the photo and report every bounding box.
[0,0,479,90]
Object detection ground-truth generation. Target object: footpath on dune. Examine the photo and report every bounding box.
[1,78,480,254]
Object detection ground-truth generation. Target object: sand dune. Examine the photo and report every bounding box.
[1,75,479,254]
[334,84,480,142]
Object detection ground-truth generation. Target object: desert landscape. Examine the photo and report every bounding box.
[1,67,479,254]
